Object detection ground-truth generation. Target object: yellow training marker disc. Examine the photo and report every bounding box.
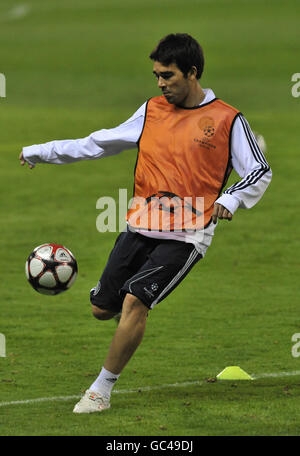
[217,366,253,380]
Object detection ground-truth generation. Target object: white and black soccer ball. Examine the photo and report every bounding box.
[25,243,78,295]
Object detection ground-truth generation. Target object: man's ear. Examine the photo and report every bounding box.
[188,66,198,80]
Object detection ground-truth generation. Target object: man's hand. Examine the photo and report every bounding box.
[212,203,233,224]
[19,152,34,169]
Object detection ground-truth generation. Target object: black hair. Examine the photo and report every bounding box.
[149,33,204,80]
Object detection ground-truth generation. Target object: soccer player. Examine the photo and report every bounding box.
[19,33,272,413]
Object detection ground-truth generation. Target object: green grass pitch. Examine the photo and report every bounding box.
[1,0,300,436]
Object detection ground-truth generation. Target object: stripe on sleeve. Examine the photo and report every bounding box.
[224,114,270,195]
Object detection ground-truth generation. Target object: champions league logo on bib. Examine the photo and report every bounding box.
[194,116,216,149]
[198,116,215,138]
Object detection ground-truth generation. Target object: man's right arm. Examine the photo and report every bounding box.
[20,103,147,168]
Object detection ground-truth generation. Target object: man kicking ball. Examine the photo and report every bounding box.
[20,33,272,413]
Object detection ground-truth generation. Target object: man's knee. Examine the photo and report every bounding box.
[122,294,149,320]
[91,304,116,320]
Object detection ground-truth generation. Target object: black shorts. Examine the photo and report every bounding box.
[90,229,202,313]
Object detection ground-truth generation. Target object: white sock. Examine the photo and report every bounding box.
[90,367,120,399]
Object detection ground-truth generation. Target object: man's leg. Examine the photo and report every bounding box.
[91,293,148,374]
[103,293,148,375]
[74,234,202,413]
[73,293,148,414]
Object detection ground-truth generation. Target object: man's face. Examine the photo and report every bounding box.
[153,61,191,106]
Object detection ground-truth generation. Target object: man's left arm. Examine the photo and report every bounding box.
[212,114,272,223]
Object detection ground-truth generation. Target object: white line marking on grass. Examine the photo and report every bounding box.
[252,370,300,379]
[1,370,300,409]
[114,380,202,394]
[0,380,201,408]
[0,4,30,22]
[0,395,81,408]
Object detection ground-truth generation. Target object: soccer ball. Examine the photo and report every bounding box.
[254,132,267,154]
[25,243,78,295]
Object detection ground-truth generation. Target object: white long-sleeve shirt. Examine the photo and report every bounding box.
[22,89,272,256]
